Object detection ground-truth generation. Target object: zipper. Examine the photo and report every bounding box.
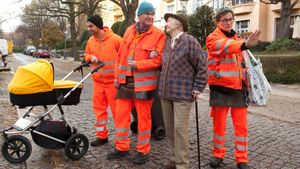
[236,54,242,89]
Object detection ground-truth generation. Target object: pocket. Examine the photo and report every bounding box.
[140,45,156,59]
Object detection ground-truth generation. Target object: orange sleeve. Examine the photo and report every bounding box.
[206,33,244,58]
[135,32,166,71]
[84,38,93,62]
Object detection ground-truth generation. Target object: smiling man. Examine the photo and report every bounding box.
[84,15,122,147]
[107,1,165,165]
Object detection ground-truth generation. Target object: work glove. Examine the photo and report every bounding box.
[91,55,99,63]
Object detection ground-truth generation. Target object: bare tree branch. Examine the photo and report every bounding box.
[290,0,299,8]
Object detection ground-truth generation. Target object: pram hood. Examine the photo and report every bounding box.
[8,59,54,94]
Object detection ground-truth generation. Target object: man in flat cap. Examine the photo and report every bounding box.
[107,1,165,165]
[158,11,207,169]
[84,14,122,147]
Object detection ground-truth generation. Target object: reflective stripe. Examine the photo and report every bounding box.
[220,58,236,64]
[127,57,134,62]
[215,40,222,56]
[95,120,107,125]
[102,69,115,73]
[213,142,223,149]
[235,136,248,142]
[96,127,105,131]
[208,70,220,78]
[138,139,150,145]
[224,40,233,54]
[208,70,239,77]
[116,128,129,133]
[236,145,248,151]
[120,65,127,71]
[115,136,129,141]
[104,60,116,66]
[208,59,217,66]
[135,70,158,78]
[135,79,157,87]
[219,71,239,77]
[213,133,225,142]
[119,74,126,79]
[138,130,151,137]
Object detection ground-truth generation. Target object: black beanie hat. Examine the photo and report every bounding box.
[87,15,103,29]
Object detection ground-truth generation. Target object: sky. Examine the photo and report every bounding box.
[0,0,32,32]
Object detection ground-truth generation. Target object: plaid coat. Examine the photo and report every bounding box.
[158,33,207,101]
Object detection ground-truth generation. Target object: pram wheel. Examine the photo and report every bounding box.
[153,126,165,140]
[2,135,32,164]
[64,133,89,160]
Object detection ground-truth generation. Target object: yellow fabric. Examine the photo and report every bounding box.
[8,59,54,94]
[54,80,83,89]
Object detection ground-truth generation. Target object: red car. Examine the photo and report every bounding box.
[34,49,50,58]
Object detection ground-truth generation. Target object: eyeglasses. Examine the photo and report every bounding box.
[219,18,235,24]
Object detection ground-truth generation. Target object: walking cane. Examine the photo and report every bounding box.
[195,100,201,169]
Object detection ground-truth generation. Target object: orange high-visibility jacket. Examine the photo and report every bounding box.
[115,24,166,91]
[85,27,122,83]
[206,27,245,90]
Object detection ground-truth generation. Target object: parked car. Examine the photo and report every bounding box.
[24,46,36,56]
[34,49,50,58]
[0,39,8,57]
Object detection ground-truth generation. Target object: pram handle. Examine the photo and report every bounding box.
[91,61,105,74]
[73,62,90,72]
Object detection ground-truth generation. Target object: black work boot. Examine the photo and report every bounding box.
[129,152,149,164]
[237,162,250,169]
[210,157,223,168]
[107,149,129,159]
[90,138,108,146]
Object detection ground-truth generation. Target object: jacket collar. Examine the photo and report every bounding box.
[216,27,237,38]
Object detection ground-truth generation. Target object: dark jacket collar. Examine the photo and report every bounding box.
[218,27,236,38]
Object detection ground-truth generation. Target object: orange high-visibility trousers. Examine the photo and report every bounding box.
[114,98,152,154]
[93,80,117,139]
[211,106,248,163]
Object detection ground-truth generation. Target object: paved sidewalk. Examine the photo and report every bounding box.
[0,56,299,169]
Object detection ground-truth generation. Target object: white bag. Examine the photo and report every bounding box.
[243,50,271,107]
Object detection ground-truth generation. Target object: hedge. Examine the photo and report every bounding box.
[259,55,300,84]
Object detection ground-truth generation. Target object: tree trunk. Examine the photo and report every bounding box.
[276,1,292,39]
[125,4,137,28]
[69,3,79,61]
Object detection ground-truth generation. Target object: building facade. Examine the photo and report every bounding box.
[232,0,300,41]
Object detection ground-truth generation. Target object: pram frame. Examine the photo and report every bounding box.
[2,61,104,163]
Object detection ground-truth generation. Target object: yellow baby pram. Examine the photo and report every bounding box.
[2,59,104,164]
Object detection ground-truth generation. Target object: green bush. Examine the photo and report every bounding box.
[111,21,122,34]
[81,40,88,50]
[13,47,24,53]
[79,30,90,45]
[251,41,271,52]
[55,39,80,49]
[117,21,127,37]
[260,55,300,84]
[266,39,298,52]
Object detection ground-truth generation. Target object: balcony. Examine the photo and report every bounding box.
[232,3,255,15]
[271,2,300,13]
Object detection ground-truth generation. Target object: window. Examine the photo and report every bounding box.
[213,0,224,10]
[235,20,250,34]
[290,15,300,29]
[232,0,253,5]
[166,4,175,13]
[192,0,203,12]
